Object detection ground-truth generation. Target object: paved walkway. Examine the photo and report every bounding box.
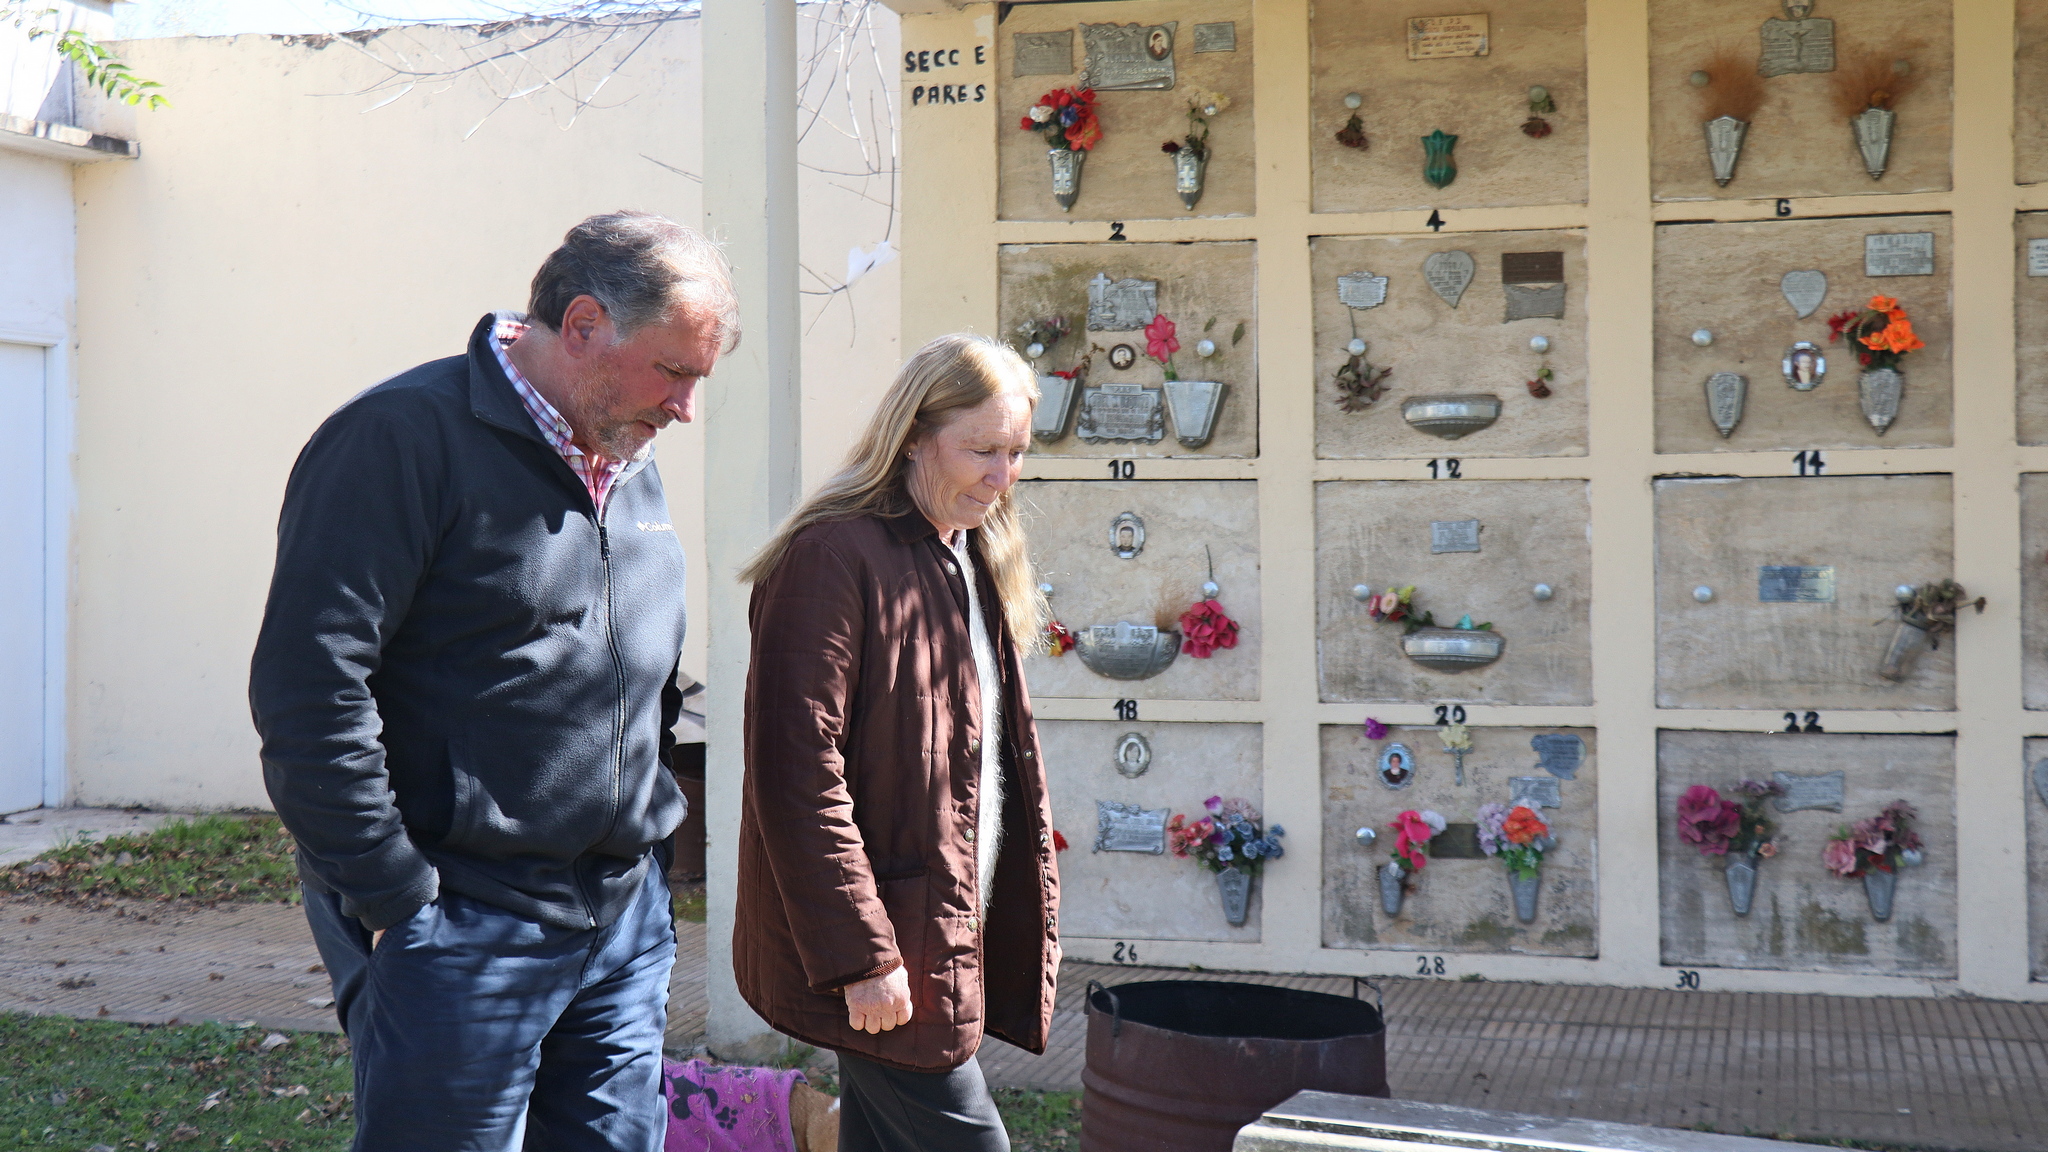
[5,894,2043,1151]
[0,807,187,866]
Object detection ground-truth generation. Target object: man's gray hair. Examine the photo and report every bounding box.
[527,211,740,348]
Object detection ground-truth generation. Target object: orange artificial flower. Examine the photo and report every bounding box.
[1868,295,1898,312]
[1501,805,1550,847]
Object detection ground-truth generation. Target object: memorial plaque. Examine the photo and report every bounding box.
[1530,733,1583,780]
[1504,284,1566,322]
[1093,800,1168,854]
[1706,371,1747,438]
[1337,271,1389,310]
[1012,31,1074,78]
[1771,770,1845,814]
[1113,732,1152,778]
[1086,274,1158,331]
[1192,21,1236,53]
[1430,519,1481,553]
[1758,565,1836,603]
[1080,22,1176,92]
[1865,233,1936,277]
[2029,239,2048,278]
[1758,12,1835,78]
[1077,383,1166,443]
[1780,270,1828,318]
[1431,823,1485,859]
[1511,775,1563,810]
[1501,251,1565,284]
[1405,13,1489,60]
[1423,250,1476,308]
[2035,759,2048,808]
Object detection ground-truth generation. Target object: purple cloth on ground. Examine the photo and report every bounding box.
[663,1057,807,1152]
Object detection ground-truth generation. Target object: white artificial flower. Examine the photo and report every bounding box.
[1029,104,1055,123]
[1419,809,1448,835]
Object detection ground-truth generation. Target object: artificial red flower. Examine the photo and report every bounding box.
[1178,599,1239,658]
[1053,830,1069,852]
[1044,619,1075,656]
[1066,111,1103,151]
[1502,805,1550,847]
[1144,314,1179,364]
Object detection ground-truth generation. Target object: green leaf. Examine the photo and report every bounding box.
[1204,316,1216,332]
[1231,321,1246,346]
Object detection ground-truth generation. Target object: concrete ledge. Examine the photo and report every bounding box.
[0,112,138,163]
[1235,1091,1836,1152]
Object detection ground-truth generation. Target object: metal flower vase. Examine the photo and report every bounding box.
[1863,866,1898,922]
[1860,367,1904,435]
[1378,861,1406,916]
[1852,107,1894,180]
[1400,627,1505,673]
[1508,871,1540,923]
[1725,851,1760,917]
[1174,150,1206,211]
[1421,130,1458,189]
[1878,619,1932,682]
[1048,148,1086,212]
[1216,866,1251,927]
[1703,115,1749,186]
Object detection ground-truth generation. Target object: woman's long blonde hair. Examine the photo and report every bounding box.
[739,333,1047,649]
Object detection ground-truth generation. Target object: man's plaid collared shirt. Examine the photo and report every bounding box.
[490,313,629,512]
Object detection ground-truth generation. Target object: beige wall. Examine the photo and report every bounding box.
[68,11,900,808]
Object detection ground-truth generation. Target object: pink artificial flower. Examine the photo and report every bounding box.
[1758,842,1777,859]
[1822,838,1860,877]
[1204,795,1223,812]
[1390,809,1437,871]
[1364,717,1389,741]
[1144,314,1179,364]
[1676,784,1739,856]
[1178,599,1240,658]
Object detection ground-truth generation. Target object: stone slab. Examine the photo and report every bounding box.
[1654,215,1952,454]
[1310,0,1587,213]
[2013,216,2048,446]
[2020,475,2048,709]
[1654,474,1954,710]
[0,808,190,866]
[1312,232,1588,460]
[1649,0,1953,201]
[1322,725,1597,956]
[1238,1090,1836,1151]
[1657,731,1956,978]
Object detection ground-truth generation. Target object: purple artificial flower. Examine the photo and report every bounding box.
[1204,795,1223,812]
[1364,717,1389,741]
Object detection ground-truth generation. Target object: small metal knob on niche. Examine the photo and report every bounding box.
[1355,826,1377,847]
[1351,584,1374,602]
[1693,585,1714,603]
[1532,583,1554,601]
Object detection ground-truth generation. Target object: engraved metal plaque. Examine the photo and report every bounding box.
[1109,511,1145,559]
[1758,14,1835,78]
[1378,742,1416,789]
[1113,732,1151,779]
[2030,239,2048,278]
[1503,283,1566,322]
[1406,13,1488,60]
[1530,733,1583,780]
[1758,565,1836,603]
[1192,21,1236,53]
[1013,31,1074,77]
[1780,270,1828,318]
[1337,271,1389,310]
[1431,823,1485,859]
[1706,371,1747,438]
[2034,759,2048,807]
[1094,800,1168,854]
[1771,770,1845,814]
[1859,366,1903,434]
[1086,274,1159,331]
[1080,22,1176,91]
[1501,251,1565,284]
[1430,519,1481,553]
[1077,383,1165,443]
[1865,232,1935,277]
[1423,250,1476,308]
[1511,775,1564,810]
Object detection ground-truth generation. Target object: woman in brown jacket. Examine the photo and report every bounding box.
[736,335,1059,1151]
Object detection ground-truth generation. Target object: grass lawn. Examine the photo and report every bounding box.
[0,1014,354,1150]
[0,815,299,906]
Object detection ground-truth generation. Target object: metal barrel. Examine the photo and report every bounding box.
[1080,979,1389,1152]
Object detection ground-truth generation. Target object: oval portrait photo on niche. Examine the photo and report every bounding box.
[1147,26,1172,59]
[1379,742,1415,789]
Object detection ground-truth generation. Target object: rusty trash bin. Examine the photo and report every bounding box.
[1080,979,1388,1152]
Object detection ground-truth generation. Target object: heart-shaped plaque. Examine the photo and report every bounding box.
[1781,270,1827,318]
[1423,250,1476,309]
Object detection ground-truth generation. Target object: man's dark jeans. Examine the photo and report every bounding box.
[304,861,675,1152]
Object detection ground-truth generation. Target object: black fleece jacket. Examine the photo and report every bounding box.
[251,314,688,932]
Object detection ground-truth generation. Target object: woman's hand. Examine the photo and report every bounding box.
[843,967,913,1034]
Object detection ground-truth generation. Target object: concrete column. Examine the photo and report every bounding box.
[701,0,801,1059]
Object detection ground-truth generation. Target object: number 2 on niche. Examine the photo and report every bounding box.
[1416,955,1447,976]
[1427,458,1462,479]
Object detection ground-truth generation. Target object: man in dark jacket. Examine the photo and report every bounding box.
[250,211,734,1152]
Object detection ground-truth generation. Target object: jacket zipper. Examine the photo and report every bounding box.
[592,509,629,926]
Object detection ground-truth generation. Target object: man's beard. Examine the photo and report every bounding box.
[563,366,667,461]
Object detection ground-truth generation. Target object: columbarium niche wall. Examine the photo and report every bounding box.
[1042,720,1264,943]
[1020,479,1259,700]
[1321,724,1597,957]
[1311,231,1587,459]
[1316,480,1591,705]
[997,0,1254,221]
[2017,474,2048,709]
[1000,241,1258,458]
[1658,730,1954,978]
[2024,739,2048,980]
[2014,0,2048,186]
[2015,216,2048,445]
[1307,1,1588,213]
[1654,474,1954,710]
[1648,0,1954,201]
[1653,215,1952,454]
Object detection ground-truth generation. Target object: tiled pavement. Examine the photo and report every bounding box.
[8,895,2047,1151]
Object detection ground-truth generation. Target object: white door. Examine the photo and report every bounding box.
[0,343,46,814]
